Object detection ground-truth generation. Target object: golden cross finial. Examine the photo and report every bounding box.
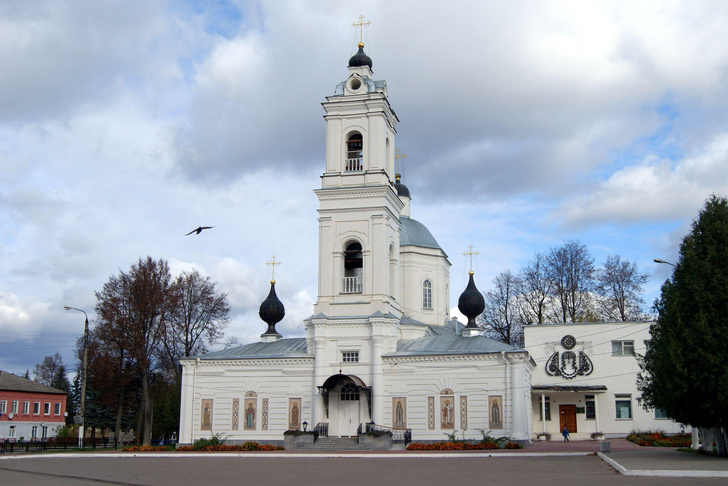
[463,245,479,274]
[266,255,281,283]
[352,15,371,44]
[395,148,406,175]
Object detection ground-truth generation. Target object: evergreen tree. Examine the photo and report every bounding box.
[639,195,728,456]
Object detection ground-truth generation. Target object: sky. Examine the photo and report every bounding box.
[2,0,728,376]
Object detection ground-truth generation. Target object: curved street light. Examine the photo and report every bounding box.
[653,258,677,268]
[64,306,89,450]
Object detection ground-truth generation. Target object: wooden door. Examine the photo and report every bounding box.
[559,405,577,433]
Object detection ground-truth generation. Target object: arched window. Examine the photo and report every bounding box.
[340,382,360,401]
[342,242,363,293]
[422,279,432,309]
[346,133,363,171]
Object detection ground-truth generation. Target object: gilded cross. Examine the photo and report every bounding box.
[352,15,371,44]
[463,245,479,273]
[395,148,407,175]
[266,255,281,282]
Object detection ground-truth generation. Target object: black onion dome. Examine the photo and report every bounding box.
[458,272,485,328]
[259,281,285,335]
[394,173,410,198]
[348,42,373,68]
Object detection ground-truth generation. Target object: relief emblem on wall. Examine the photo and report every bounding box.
[545,334,594,380]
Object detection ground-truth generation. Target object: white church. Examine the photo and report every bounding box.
[178,41,682,447]
[178,42,533,446]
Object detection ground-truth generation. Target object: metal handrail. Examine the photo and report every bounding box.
[364,423,412,445]
[313,422,328,441]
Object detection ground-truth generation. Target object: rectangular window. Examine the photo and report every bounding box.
[585,395,596,419]
[655,408,668,419]
[612,340,635,356]
[538,396,551,421]
[0,400,6,414]
[9,426,15,438]
[342,351,359,363]
[615,395,632,419]
[54,403,61,415]
[23,401,29,415]
[34,402,40,414]
[41,426,48,439]
[11,401,18,414]
[44,402,51,415]
[31,426,38,438]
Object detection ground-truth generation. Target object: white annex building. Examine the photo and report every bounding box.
[178,41,682,447]
[178,43,534,446]
[525,322,684,440]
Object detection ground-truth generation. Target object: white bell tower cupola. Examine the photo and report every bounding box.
[313,42,403,318]
[320,42,398,189]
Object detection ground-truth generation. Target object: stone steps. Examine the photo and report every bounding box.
[310,437,369,451]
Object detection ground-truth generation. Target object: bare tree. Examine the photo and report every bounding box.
[519,252,554,325]
[33,352,64,386]
[546,240,596,323]
[480,270,525,348]
[595,254,649,321]
[95,257,175,445]
[161,270,230,379]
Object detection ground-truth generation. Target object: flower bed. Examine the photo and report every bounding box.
[176,442,283,452]
[123,445,175,452]
[407,441,500,451]
[626,431,692,448]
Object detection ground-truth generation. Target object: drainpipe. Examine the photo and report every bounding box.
[541,392,546,435]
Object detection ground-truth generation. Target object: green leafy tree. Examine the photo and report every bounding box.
[639,195,728,456]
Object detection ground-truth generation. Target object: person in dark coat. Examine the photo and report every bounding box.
[562,426,570,442]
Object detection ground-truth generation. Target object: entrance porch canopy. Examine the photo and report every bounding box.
[317,374,372,419]
[532,385,607,393]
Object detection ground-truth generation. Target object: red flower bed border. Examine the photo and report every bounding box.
[406,441,522,451]
[626,431,691,448]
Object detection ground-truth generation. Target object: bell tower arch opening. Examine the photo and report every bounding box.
[343,241,363,294]
[346,132,363,172]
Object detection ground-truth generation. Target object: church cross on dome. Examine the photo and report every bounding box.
[463,245,480,275]
[352,15,371,45]
[395,148,407,176]
[266,255,281,283]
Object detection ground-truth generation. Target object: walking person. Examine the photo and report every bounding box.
[562,426,570,442]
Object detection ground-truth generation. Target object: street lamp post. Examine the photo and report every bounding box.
[653,258,677,267]
[64,306,89,450]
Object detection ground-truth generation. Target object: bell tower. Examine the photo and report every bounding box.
[313,41,403,318]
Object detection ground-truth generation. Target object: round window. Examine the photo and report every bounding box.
[349,78,362,91]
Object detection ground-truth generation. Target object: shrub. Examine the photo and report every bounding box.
[505,441,523,449]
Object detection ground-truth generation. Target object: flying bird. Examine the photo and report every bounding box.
[185,226,215,236]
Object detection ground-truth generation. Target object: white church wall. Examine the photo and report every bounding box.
[179,359,314,445]
[381,353,533,441]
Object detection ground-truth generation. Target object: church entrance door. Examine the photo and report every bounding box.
[559,405,577,433]
[338,382,360,437]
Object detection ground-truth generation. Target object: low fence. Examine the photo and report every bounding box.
[0,437,120,454]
